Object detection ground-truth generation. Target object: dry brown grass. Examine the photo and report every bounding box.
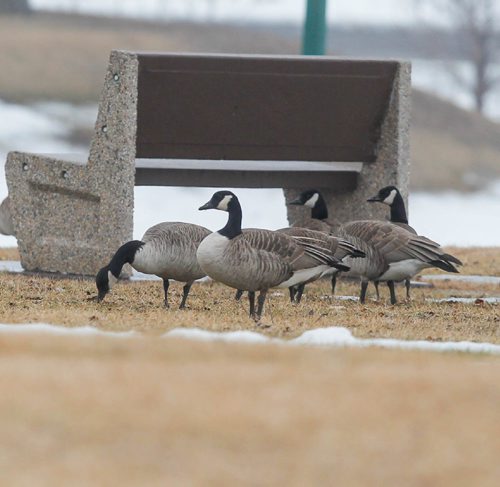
[0,245,499,485]
[0,245,498,344]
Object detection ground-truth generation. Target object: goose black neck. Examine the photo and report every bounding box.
[219,199,243,239]
[390,192,408,224]
[311,194,329,220]
[108,240,144,277]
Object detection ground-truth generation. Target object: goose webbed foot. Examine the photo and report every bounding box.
[295,284,305,304]
[235,289,244,301]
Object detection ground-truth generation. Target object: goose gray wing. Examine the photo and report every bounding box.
[277,226,363,263]
[242,229,310,269]
[291,218,333,234]
[341,221,459,271]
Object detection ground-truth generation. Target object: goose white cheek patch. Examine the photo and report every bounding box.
[304,193,319,208]
[383,189,397,205]
[217,195,233,211]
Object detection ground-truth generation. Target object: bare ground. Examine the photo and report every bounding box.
[0,245,499,485]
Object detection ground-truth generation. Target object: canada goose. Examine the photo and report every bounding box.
[95,222,211,308]
[197,190,347,320]
[288,189,339,234]
[338,220,461,304]
[367,185,462,299]
[277,226,365,303]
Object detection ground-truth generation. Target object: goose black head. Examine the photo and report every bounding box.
[199,190,237,212]
[367,186,401,206]
[95,266,118,302]
[289,189,321,208]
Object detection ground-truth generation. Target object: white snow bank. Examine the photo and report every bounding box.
[0,323,499,355]
[0,323,136,337]
[421,274,500,285]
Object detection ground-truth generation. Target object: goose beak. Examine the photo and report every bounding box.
[198,201,214,211]
[288,197,302,205]
[367,195,381,203]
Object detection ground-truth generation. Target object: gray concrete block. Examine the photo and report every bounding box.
[6,51,139,275]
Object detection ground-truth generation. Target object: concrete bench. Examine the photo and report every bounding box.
[6,50,410,275]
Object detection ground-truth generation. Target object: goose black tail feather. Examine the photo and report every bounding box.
[430,260,459,273]
[349,249,366,258]
[333,262,351,272]
[441,253,463,266]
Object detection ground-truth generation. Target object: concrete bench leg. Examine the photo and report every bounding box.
[285,61,411,224]
[5,51,139,275]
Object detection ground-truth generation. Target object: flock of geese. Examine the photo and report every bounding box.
[95,186,462,320]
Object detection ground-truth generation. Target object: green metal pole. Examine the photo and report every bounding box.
[302,0,328,55]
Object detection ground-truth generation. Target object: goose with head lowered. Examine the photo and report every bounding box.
[197,190,349,320]
[95,222,211,308]
[367,185,462,299]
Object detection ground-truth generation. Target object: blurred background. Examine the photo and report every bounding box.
[1,0,499,247]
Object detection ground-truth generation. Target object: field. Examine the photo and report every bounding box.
[0,246,498,485]
[1,12,499,484]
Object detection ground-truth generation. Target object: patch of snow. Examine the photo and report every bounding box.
[1,323,499,355]
[166,327,271,344]
[0,261,24,273]
[0,323,136,337]
[165,326,500,355]
[429,297,500,304]
[421,274,500,285]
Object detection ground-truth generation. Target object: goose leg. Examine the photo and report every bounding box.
[295,284,305,304]
[248,291,256,319]
[256,290,268,320]
[374,281,380,301]
[179,282,192,309]
[162,279,170,308]
[235,289,244,301]
[387,280,397,305]
[289,286,296,303]
[360,281,369,304]
[331,275,337,295]
[405,279,411,300]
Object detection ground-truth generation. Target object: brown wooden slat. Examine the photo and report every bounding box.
[136,53,397,162]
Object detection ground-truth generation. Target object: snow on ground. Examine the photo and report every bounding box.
[0,99,499,247]
[1,322,499,355]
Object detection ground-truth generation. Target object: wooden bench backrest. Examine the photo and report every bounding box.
[135,53,397,162]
